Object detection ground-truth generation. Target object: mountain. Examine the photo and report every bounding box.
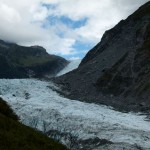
[0,40,68,78]
[54,1,150,113]
[0,97,68,150]
[56,59,81,76]
[1,79,150,149]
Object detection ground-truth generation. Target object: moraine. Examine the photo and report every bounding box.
[0,78,150,149]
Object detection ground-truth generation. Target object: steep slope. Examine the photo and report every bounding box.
[56,59,81,76]
[0,97,68,150]
[1,79,150,149]
[0,40,68,78]
[54,1,150,112]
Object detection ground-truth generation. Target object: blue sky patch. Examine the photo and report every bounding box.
[41,3,93,59]
[45,15,87,29]
[61,41,94,59]
[60,16,87,29]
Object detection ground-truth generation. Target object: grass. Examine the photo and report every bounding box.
[0,98,18,121]
[20,56,51,67]
[143,24,150,59]
[0,97,68,150]
[141,82,150,92]
[11,53,65,68]
[136,82,150,95]
[96,53,129,87]
[7,44,65,67]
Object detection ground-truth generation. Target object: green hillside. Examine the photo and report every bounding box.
[0,97,68,150]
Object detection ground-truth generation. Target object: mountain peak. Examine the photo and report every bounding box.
[54,2,150,113]
[0,40,68,78]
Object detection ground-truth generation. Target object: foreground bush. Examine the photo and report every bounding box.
[0,97,68,150]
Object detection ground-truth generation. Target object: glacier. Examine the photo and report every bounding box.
[0,79,150,149]
[56,59,81,76]
[0,60,150,149]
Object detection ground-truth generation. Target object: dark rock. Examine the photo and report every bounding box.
[53,1,150,113]
[77,137,113,150]
[0,40,68,79]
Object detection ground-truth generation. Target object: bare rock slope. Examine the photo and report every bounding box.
[54,2,150,112]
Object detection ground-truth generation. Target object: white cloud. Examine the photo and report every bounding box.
[0,2,21,23]
[49,0,149,44]
[0,0,149,57]
[69,56,81,60]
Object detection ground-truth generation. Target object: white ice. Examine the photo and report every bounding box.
[0,79,150,149]
[56,59,81,76]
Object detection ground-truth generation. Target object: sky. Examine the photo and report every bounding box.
[0,0,149,60]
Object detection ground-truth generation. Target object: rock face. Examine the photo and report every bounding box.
[0,40,68,78]
[54,2,150,112]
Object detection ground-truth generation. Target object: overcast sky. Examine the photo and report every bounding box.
[0,0,149,59]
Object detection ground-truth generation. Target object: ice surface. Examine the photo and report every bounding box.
[57,59,81,76]
[0,79,150,149]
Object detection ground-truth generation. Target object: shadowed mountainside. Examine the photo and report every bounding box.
[54,1,150,113]
[0,40,68,78]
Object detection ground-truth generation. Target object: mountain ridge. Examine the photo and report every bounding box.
[0,39,68,78]
[53,1,150,113]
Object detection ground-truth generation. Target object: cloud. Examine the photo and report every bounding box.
[69,56,81,60]
[49,0,149,43]
[0,0,149,58]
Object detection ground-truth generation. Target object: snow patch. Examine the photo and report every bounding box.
[57,59,81,76]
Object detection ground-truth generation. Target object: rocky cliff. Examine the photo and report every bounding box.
[54,1,150,113]
[0,40,68,78]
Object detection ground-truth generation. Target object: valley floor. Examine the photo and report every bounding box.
[0,79,150,149]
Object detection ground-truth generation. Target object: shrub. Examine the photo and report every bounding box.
[0,97,68,150]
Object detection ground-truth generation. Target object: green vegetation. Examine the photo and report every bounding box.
[143,24,150,58]
[96,52,130,96]
[20,56,51,67]
[0,41,68,78]
[98,52,128,82]
[19,55,64,67]
[0,98,18,121]
[0,97,68,150]
[136,82,150,95]
[141,82,150,92]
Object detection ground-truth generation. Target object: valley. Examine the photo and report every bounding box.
[0,1,150,149]
[0,74,150,149]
